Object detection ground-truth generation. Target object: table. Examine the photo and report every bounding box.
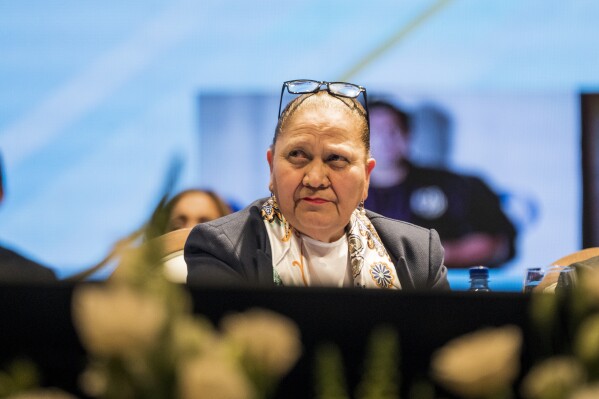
[0,284,532,398]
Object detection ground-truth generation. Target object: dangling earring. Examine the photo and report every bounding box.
[269,191,291,241]
[358,200,366,217]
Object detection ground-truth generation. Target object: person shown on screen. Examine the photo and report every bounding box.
[365,100,517,269]
[0,153,57,282]
[185,80,449,290]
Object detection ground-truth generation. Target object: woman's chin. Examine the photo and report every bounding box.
[294,221,344,243]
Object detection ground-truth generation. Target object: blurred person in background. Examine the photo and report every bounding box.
[0,152,57,282]
[145,188,232,240]
[365,100,517,269]
[128,188,234,283]
[68,188,232,282]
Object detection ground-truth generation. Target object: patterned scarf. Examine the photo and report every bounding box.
[260,196,401,289]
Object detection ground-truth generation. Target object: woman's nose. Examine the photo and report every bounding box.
[303,162,330,188]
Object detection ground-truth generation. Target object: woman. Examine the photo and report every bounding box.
[146,188,232,240]
[185,80,449,290]
[104,189,233,283]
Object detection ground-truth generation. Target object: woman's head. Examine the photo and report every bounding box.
[274,90,370,154]
[147,189,232,239]
[267,90,375,243]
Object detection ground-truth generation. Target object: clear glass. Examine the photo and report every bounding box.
[523,267,545,293]
[556,266,577,292]
[287,80,321,93]
[328,82,363,97]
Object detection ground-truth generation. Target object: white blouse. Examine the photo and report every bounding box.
[301,234,352,287]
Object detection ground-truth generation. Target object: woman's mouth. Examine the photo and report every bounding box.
[302,197,329,205]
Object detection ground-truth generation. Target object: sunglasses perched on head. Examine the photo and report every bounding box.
[278,79,369,124]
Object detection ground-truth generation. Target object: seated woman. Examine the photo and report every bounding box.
[66,188,232,282]
[146,188,232,239]
[185,80,449,290]
[144,188,232,282]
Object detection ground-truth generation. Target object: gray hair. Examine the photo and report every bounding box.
[272,91,369,153]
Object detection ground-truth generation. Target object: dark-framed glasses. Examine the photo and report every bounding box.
[278,79,369,123]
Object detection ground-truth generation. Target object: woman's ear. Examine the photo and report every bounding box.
[266,148,275,193]
[366,157,376,176]
[266,148,274,172]
[363,157,376,200]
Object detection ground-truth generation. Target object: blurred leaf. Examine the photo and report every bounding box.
[0,359,39,397]
[314,343,349,399]
[355,325,400,399]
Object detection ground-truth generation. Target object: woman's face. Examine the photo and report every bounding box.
[267,97,375,242]
[167,192,223,232]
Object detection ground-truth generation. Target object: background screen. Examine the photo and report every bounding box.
[1,1,597,289]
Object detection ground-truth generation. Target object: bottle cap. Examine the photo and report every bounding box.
[469,266,489,278]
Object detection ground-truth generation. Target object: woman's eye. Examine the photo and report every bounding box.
[288,150,309,162]
[289,150,304,157]
[168,219,185,232]
[327,154,349,166]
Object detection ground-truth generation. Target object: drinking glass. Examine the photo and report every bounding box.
[523,267,545,293]
[556,266,577,292]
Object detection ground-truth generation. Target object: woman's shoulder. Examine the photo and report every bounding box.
[185,198,270,264]
[366,210,447,287]
[189,198,267,239]
[366,210,432,237]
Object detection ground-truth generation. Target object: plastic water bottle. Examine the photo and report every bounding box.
[469,266,491,292]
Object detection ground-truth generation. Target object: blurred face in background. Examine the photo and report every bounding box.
[267,92,375,242]
[167,191,224,232]
[369,106,410,168]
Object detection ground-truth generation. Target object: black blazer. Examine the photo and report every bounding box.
[0,244,57,283]
[185,199,449,290]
